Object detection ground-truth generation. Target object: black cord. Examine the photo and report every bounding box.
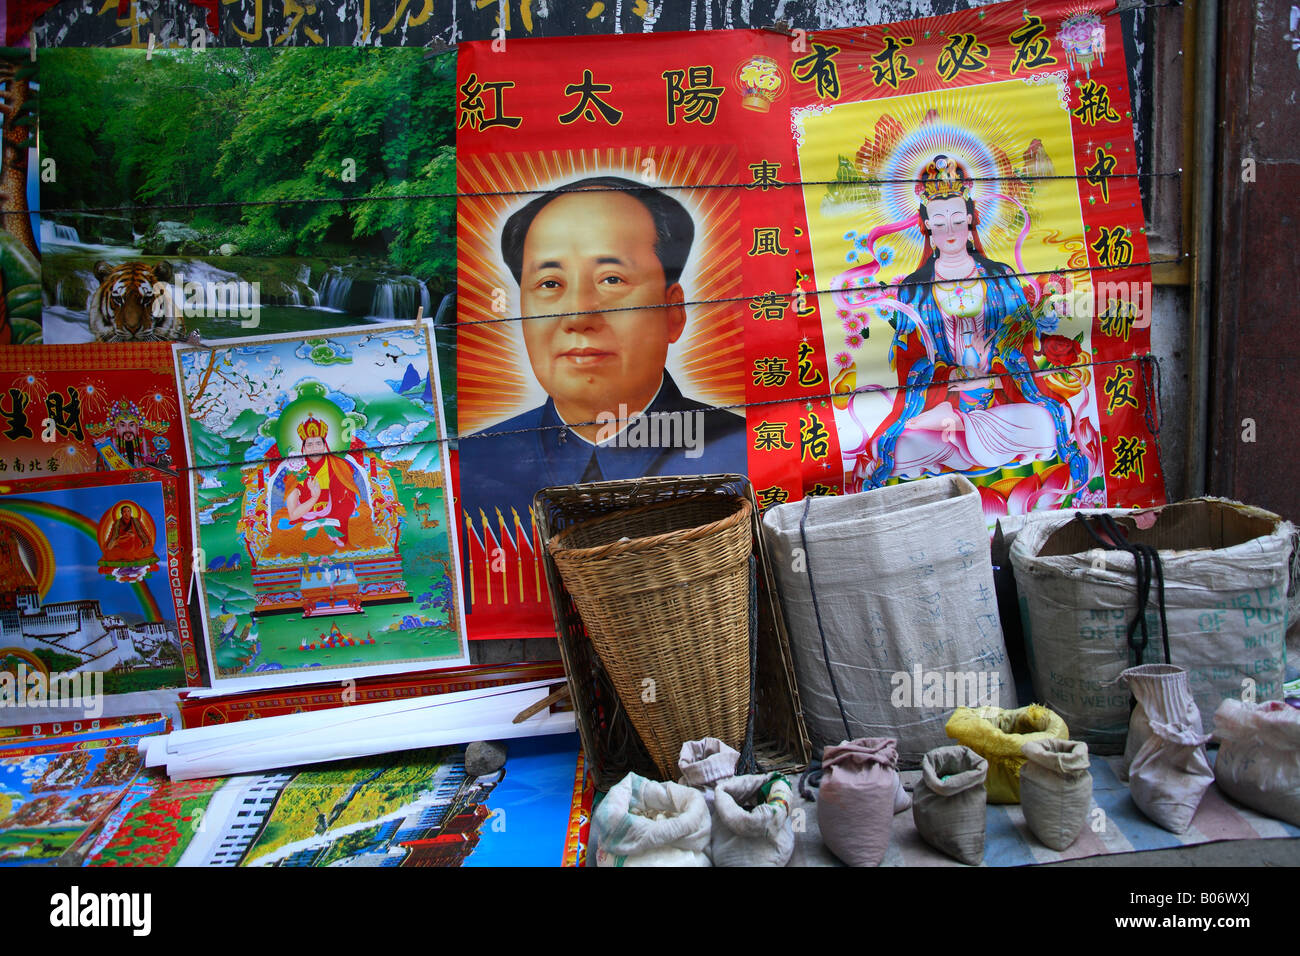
[797,494,853,742]
[1074,511,1170,667]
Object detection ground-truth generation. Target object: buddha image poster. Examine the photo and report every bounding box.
[174,321,468,690]
[0,470,197,695]
[788,0,1165,516]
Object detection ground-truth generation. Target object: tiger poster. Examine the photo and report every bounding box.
[173,321,469,691]
[37,47,456,355]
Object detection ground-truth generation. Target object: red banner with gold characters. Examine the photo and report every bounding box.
[787,0,1163,519]
[454,0,1164,640]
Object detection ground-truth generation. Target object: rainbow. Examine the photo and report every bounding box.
[0,498,163,622]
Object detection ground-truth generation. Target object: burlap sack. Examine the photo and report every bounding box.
[816,738,901,867]
[1213,699,1300,826]
[945,704,1069,804]
[912,745,989,866]
[1010,500,1295,751]
[711,773,795,867]
[1019,738,1093,850]
[593,773,712,867]
[762,475,1016,765]
[1119,664,1213,834]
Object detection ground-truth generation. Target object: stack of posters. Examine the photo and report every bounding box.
[85,733,592,867]
[0,717,168,866]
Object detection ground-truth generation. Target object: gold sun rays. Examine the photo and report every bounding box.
[457,147,743,434]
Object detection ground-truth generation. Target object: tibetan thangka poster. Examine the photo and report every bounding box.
[174,321,468,691]
[455,29,809,640]
[0,469,200,694]
[39,47,456,351]
[786,0,1165,517]
[0,720,166,866]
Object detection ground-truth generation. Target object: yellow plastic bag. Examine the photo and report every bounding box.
[946,705,1069,804]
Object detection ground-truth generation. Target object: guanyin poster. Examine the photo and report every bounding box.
[174,321,469,691]
[787,0,1165,517]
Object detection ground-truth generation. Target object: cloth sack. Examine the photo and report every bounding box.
[912,745,989,865]
[761,475,1016,764]
[593,773,711,867]
[1019,738,1093,850]
[1010,501,1296,751]
[1213,699,1300,826]
[1119,664,1213,834]
[711,773,795,867]
[945,704,1069,804]
[816,738,901,867]
[677,737,741,809]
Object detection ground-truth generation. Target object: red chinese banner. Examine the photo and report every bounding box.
[788,0,1164,516]
[455,29,806,640]
[453,0,1165,640]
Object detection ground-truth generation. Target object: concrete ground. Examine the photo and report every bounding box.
[1047,837,1300,866]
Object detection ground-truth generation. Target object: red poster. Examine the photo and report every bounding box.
[788,0,1165,516]
[453,0,1164,640]
[455,29,802,639]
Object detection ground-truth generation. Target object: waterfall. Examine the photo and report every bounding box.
[297,264,320,307]
[316,268,353,311]
[369,276,432,319]
[41,221,82,244]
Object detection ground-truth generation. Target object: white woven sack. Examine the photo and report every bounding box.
[1010,501,1294,750]
[762,474,1016,766]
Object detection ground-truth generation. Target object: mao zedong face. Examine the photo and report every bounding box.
[517,190,687,423]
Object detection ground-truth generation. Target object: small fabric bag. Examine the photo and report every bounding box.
[1019,738,1092,850]
[1213,699,1300,826]
[912,745,989,866]
[945,704,1069,803]
[593,773,712,867]
[711,773,795,867]
[1119,664,1213,834]
[677,737,741,809]
[816,738,901,867]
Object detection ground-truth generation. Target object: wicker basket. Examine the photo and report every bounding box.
[546,495,753,779]
[535,475,811,789]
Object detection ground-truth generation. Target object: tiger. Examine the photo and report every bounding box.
[87,260,185,342]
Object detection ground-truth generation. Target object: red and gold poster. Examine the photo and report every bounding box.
[0,344,185,480]
[455,0,1164,640]
[787,0,1164,517]
[455,29,804,639]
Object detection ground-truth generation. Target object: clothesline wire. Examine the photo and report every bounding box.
[165,352,1162,476]
[441,253,1189,328]
[25,170,1181,218]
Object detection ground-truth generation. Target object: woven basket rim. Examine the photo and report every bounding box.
[546,493,751,558]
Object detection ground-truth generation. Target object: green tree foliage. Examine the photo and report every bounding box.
[40,48,456,283]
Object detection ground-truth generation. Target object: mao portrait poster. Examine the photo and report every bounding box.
[787,0,1166,517]
[174,322,469,691]
[455,29,810,640]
